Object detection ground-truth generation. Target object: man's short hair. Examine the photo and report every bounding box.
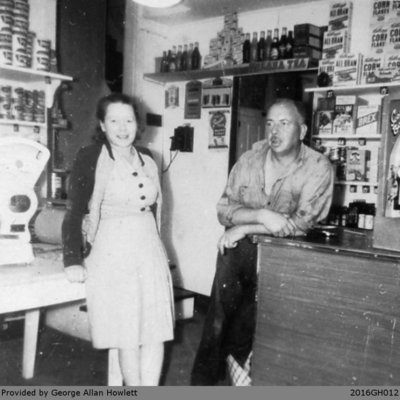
[269,98,306,125]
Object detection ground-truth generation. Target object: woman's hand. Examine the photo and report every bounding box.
[217,226,246,255]
[64,265,87,283]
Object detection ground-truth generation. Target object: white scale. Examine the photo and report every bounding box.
[0,137,50,265]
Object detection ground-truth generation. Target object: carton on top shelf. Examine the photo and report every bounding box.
[370,0,392,25]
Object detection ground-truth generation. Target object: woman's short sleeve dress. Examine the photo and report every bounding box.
[84,151,174,349]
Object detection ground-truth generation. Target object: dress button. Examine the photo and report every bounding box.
[140,195,146,200]
[140,207,146,212]
[138,183,144,188]
[132,172,138,176]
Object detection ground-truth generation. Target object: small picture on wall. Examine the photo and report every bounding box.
[208,110,229,149]
[165,85,179,108]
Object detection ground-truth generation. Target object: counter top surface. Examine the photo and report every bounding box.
[253,227,400,261]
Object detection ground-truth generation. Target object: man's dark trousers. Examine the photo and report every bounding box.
[190,237,258,385]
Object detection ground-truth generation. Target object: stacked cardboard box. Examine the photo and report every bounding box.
[293,23,326,61]
[322,1,353,59]
[204,12,244,67]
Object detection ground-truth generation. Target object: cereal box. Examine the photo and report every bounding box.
[333,103,356,135]
[385,52,400,80]
[369,24,390,54]
[332,53,362,86]
[391,0,400,18]
[345,148,371,181]
[329,1,353,31]
[315,110,334,135]
[355,105,380,135]
[370,0,392,24]
[322,29,349,59]
[387,20,400,53]
[359,54,385,84]
[318,58,336,84]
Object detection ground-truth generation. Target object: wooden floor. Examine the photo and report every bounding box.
[0,296,210,386]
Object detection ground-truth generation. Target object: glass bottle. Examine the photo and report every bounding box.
[270,28,279,60]
[257,30,266,61]
[169,46,177,72]
[250,31,258,63]
[278,27,287,59]
[186,43,193,70]
[286,30,294,58]
[242,32,251,63]
[160,50,169,73]
[191,41,201,70]
[264,29,272,60]
[176,45,183,71]
[181,44,188,71]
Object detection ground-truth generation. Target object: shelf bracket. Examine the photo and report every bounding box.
[44,76,62,108]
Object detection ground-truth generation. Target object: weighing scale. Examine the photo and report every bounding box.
[0,137,50,265]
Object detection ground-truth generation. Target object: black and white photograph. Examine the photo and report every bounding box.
[0,0,400,399]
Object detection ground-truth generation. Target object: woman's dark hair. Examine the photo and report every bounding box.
[93,93,142,142]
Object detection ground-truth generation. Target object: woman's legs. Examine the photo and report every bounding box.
[118,342,164,386]
[119,348,140,386]
[140,342,164,386]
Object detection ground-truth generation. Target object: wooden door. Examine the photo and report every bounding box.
[236,107,266,160]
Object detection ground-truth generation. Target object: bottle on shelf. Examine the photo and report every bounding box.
[250,31,258,63]
[242,32,251,63]
[278,27,288,59]
[176,45,183,71]
[264,29,272,60]
[270,28,279,60]
[257,30,266,61]
[168,46,177,72]
[286,30,294,58]
[160,50,169,73]
[187,43,194,70]
[181,44,188,71]
[191,42,201,70]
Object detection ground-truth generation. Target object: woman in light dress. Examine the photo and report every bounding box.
[62,93,174,386]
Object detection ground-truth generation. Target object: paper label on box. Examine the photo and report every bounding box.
[370,24,390,54]
[333,53,361,86]
[329,1,353,30]
[322,29,349,58]
[356,105,380,135]
[370,0,392,24]
[333,104,355,135]
[359,54,385,84]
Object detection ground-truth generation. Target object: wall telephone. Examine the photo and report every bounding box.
[170,125,194,152]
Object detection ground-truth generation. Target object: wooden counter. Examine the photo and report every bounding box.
[252,228,400,385]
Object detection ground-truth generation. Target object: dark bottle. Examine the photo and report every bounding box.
[257,30,266,61]
[286,30,294,58]
[191,41,201,70]
[250,31,258,62]
[169,46,177,72]
[187,43,194,70]
[278,27,287,59]
[160,50,169,73]
[176,44,183,71]
[181,44,188,71]
[242,32,251,63]
[270,28,280,60]
[264,29,272,60]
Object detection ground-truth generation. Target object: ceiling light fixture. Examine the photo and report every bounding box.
[132,0,182,8]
